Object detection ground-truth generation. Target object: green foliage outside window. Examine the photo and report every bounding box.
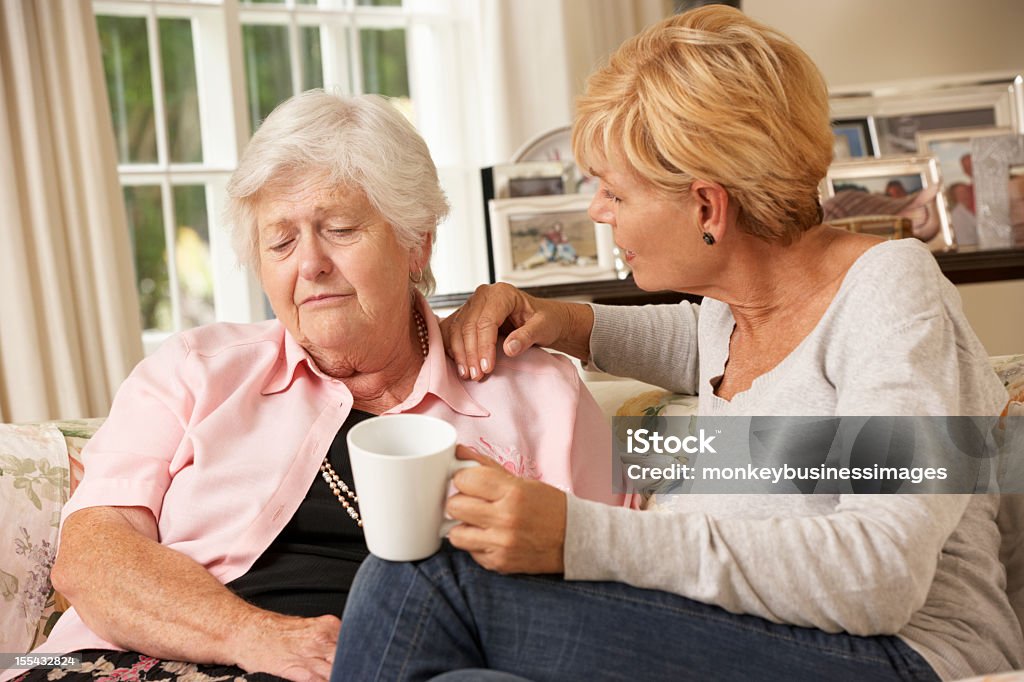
[360,28,409,99]
[173,186,215,328]
[123,186,171,331]
[242,24,292,133]
[160,19,203,163]
[97,16,156,163]
[301,27,325,92]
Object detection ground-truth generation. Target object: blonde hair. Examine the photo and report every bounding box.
[225,91,449,295]
[573,5,832,242]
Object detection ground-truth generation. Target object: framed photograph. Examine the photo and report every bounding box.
[972,133,1024,249]
[830,75,1024,156]
[832,117,878,159]
[820,156,955,251]
[491,161,573,199]
[511,125,601,196]
[875,109,1000,155]
[488,194,619,287]
[916,127,1011,247]
[917,127,1011,184]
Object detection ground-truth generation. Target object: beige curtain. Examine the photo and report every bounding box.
[475,0,670,162]
[0,0,143,422]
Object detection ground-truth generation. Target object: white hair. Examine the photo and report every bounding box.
[225,90,449,295]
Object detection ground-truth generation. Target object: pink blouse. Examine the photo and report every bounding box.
[28,296,630,660]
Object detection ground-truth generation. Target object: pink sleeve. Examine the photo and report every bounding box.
[59,335,193,529]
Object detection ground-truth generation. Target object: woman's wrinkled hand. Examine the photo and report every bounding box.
[440,283,585,382]
[231,611,341,682]
[445,445,567,574]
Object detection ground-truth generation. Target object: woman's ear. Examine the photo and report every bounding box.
[690,180,731,244]
[410,233,433,274]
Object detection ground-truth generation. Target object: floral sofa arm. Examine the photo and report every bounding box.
[0,420,102,654]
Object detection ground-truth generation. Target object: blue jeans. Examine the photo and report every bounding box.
[332,544,939,682]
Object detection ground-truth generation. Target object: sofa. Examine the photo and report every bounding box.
[2,355,1023,679]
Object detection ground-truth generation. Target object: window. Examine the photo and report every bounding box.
[93,0,480,352]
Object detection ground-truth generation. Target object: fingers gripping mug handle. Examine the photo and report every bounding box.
[439,459,481,537]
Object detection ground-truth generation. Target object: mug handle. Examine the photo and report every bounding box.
[439,459,481,537]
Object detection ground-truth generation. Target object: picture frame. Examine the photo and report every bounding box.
[875,108,1002,156]
[491,161,573,199]
[487,194,620,287]
[830,74,1024,156]
[832,117,878,159]
[972,133,1024,249]
[511,125,601,196]
[916,127,1011,247]
[917,126,1012,185]
[820,156,955,251]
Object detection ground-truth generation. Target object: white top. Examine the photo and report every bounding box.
[571,238,1022,680]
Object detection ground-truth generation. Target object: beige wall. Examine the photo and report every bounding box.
[743,0,1024,89]
[744,0,1024,354]
[955,280,1024,356]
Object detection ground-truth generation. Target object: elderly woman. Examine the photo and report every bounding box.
[332,7,1022,682]
[8,92,627,682]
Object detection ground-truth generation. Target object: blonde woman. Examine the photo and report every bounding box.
[332,7,1020,682]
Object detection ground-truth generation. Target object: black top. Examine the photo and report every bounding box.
[226,410,375,618]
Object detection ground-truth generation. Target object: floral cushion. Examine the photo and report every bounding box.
[992,355,1024,416]
[0,420,103,655]
[0,424,70,653]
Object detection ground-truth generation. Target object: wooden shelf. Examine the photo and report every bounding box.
[429,246,1024,309]
[933,246,1024,284]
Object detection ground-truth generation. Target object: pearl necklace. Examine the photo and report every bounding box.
[319,309,429,527]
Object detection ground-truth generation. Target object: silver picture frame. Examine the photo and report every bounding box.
[487,194,620,287]
[916,126,1011,247]
[830,74,1024,156]
[916,126,1012,183]
[820,155,955,251]
[972,133,1024,249]
[491,160,574,199]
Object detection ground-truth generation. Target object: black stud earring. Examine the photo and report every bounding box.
[702,232,716,246]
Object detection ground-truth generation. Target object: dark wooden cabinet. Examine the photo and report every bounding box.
[933,246,1024,284]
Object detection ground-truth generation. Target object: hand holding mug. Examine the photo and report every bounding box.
[444,445,568,575]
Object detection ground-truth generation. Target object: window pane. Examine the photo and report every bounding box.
[357,0,402,6]
[173,186,216,328]
[243,24,293,133]
[97,16,157,163]
[123,186,171,331]
[159,18,203,163]
[360,28,409,98]
[301,26,324,91]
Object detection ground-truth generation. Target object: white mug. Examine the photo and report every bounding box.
[347,413,478,561]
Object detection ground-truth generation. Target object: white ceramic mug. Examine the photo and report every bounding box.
[347,413,478,561]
